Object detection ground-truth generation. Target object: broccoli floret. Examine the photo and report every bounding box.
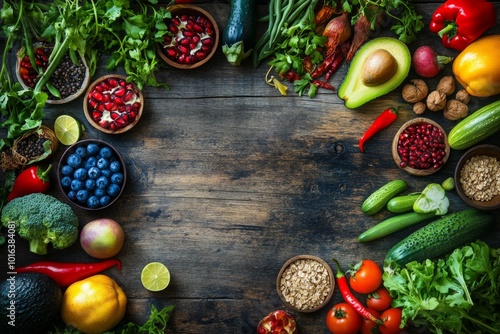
[1,193,79,255]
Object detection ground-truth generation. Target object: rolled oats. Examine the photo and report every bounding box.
[459,155,500,201]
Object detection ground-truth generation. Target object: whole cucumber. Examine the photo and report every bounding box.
[386,193,421,213]
[362,179,408,215]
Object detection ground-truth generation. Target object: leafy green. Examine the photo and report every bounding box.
[383,241,500,334]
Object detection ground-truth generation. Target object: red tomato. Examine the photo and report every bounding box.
[325,303,362,334]
[349,259,383,294]
[360,308,381,334]
[379,308,406,334]
[367,286,393,311]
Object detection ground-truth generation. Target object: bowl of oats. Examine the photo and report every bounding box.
[276,255,334,313]
[454,144,500,211]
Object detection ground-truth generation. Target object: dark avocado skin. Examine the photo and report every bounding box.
[0,273,62,334]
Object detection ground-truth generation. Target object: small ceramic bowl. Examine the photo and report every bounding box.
[58,139,127,210]
[16,43,90,104]
[392,118,450,176]
[276,255,335,313]
[83,75,144,135]
[156,4,219,69]
[454,144,500,211]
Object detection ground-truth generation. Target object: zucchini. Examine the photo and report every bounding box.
[362,179,408,216]
[386,193,420,213]
[358,211,435,243]
[222,0,257,66]
[448,99,500,150]
[385,209,494,265]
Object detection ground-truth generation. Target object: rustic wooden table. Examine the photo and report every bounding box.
[1,1,500,333]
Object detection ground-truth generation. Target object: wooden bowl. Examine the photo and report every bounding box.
[83,75,144,135]
[156,4,219,69]
[392,118,450,176]
[276,255,335,313]
[454,144,500,211]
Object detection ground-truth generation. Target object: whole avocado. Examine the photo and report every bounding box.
[0,273,62,333]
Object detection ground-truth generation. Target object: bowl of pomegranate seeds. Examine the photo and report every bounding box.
[83,75,144,134]
[156,5,219,69]
[392,118,450,176]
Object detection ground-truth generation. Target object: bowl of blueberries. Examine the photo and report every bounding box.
[57,139,126,210]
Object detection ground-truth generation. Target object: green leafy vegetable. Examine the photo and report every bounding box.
[413,183,450,215]
[383,240,500,334]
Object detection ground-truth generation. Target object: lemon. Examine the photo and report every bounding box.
[141,262,171,292]
[54,115,82,145]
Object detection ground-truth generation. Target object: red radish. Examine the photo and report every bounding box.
[412,46,453,78]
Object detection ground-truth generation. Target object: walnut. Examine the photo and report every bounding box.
[413,101,426,115]
[455,89,470,104]
[402,79,428,103]
[436,76,455,95]
[426,90,447,111]
[444,99,468,120]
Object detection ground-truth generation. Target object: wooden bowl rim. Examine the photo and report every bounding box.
[83,74,144,135]
[276,255,335,313]
[392,117,450,176]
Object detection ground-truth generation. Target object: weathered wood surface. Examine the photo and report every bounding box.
[1,1,500,333]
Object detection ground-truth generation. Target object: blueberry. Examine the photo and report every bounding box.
[67,154,82,168]
[61,165,73,176]
[60,176,72,188]
[67,190,77,201]
[85,179,96,190]
[94,188,106,198]
[76,189,89,203]
[96,176,109,189]
[87,166,101,179]
[107,183,121,197]
[110,172,124,184]
[87,143,100,155]
[100,169,112,178]
[97,157,109,170]
[85,156,97,169]
[99,146,112,159]
[75,146,87,157]
[109,160,121,173]
[70,179,84,191]
[100,195,111,207]
[73,168,87,181]
[87,196,100,209]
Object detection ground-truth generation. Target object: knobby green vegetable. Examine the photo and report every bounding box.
[383,241,500,334]
[413,183,449,215]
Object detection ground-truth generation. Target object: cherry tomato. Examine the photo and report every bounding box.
[349,259,383,294]
[379,308,406,334]
[367,286,393,311]
[360,308,381,334]
[325,302,362,334]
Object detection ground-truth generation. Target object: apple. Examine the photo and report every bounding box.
[80,218,125,259]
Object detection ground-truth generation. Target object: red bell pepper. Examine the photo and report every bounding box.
[429,0,496,51]
[7,164,52,202]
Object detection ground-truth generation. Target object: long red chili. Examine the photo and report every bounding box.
[359,108,399,153]
[16,259,121,287]
[7,164,52,202]
[332,259,381,324]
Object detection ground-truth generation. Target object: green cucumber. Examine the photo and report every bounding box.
[385,209,493,265]
[448,99,500,150]
[362,179,408,216]
[386,193,421,213]
[358,211,435,243]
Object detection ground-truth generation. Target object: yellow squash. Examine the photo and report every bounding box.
[61,274,127,334]
[453,35,500,97]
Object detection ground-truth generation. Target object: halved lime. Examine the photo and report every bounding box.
[141,262,171,292]
[54,115,82,146]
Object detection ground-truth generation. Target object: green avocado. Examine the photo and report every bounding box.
[338,37,411,109]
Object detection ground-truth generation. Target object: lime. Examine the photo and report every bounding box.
[54,115,82,145]
[141,262,171,292]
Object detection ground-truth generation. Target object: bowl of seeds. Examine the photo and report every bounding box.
[16,43,90,104]
[454,144,500,211]
[276,255,335,313]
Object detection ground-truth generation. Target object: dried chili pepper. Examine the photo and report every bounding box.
[311,79,335,91]
[359,108,399,153]
[16,259,121,287]
[324,51,344,81]
[7,164,52,202]
[332,259,381,324]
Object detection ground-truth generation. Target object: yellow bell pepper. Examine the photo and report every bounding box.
[453,35,500,97]
[61,274,127,334]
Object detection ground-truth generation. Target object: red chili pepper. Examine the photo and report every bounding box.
[16,259,121,287]
[429,0,496,51]
[7,164,52,202]
[332,259,381,324]
[359,108,398,153]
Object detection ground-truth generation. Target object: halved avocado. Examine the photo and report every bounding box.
[338,37,411,109]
